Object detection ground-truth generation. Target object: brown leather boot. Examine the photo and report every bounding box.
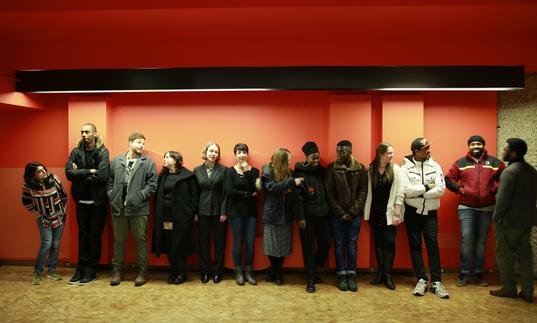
[134,270,148,287]
[110,269,123,286]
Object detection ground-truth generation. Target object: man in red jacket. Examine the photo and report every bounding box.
[445,135,506,287]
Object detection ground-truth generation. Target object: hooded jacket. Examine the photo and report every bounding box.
[325,156,368,218]
[65,136,110,206]
[445,149,506,208]
[293,162,330,218]
[107,153,157,217]
[401,155,445,215]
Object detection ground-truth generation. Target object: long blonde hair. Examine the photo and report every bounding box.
[271,148,291,182]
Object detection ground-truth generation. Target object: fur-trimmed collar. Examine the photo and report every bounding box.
[76,135,104,150]
[333,156,362,171]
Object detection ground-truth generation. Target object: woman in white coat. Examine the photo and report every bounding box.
[364,143,405,290]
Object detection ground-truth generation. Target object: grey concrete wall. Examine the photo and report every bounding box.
[498,73,537,275]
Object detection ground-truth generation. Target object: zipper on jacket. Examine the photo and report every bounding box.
[476,159,481,203]
[421,162,426,215]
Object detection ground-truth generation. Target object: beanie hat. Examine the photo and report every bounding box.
[467,135,485,146]
[302,141,319,156]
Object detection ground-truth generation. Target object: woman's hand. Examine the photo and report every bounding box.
[220,215,227,222]
[294,177,304,186]
[194,214,199,222]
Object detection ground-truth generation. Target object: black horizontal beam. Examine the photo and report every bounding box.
[16,66,524,92]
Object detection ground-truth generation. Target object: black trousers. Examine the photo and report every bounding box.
[371,223,397,275]
[198,215,227,274]
[163,229,187,274]
[299,216,332,281]
[76,203,107,273]
[405,205,442,282]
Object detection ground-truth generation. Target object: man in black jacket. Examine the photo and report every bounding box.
[65,123,110,285]
[490,138,537,303]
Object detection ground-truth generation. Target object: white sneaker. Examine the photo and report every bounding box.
[431,281,449,299]
[413,278,428,296]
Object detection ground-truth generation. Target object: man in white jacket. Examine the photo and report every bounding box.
[401,138,449,299]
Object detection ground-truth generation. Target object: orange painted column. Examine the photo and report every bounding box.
[67,96,111,265]
[327,94,372,269]
[381,94,424,269]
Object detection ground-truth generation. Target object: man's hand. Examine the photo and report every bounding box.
[298,219,306,229]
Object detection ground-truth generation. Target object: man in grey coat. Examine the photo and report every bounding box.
[107,132,157,287]
[490,138,537,303]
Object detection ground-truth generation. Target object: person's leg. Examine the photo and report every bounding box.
[243,216,257,285]
[34,219,52,274]
[371,224,384,284]
[213,216,228,277]
[46,223,65,273]
[331,217,347,276]
[383,225,397,289]
[457,209,476,277]
[491,223,518,297]
[404,207,427,281]
[422,212,442,283]
[130,216,148,286]
[229,216,243,267]
[314,217,332,269]
[111,216,129,272]
[86,204,107,274]
[299,217,316,283]
[514,227,534,301]
[346,216,361,292]
[75,203,91,273]
[198,216,211,276]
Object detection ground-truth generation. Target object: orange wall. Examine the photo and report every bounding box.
[0,91,500,272]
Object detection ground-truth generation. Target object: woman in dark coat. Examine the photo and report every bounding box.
[193,142,228,284]
[261,148,304,285]
[152,151,198,284]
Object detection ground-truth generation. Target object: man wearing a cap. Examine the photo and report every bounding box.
[490,138,537,303]
[401,137,449,299]
[445,135,506,287]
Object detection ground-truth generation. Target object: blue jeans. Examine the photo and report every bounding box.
[229,216,257,267]
[332,216,361,276]
[458,208,492,274]
[35,218,64,273]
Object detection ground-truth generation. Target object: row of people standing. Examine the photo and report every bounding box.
[21,123,536,302]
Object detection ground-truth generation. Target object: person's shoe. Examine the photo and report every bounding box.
[413,278,428,296]
[68,270,83,285]
[235,266,245,286]
[244,267,257,285]
[167,273,177,284]
[47,271,62,281]
[266,273,274,282]
[489,288,517,299]
[337,274,348,292]
[200,272,210,284]
[173,273,187,285]
[273,274,283,285]
[472,273,488,286]
[134,271,148,287]
[213,273,223,284]
[431,281,449,299]
[32,272,41,285]
[79,273,97,286]
[347,274,358,292]
[306,280,316,293]
[518,291,534,303]
[110,270,123,286]
[370,272,384,285]
[314,273,323,284]
[456,273,469,287]
[384,275,395,290]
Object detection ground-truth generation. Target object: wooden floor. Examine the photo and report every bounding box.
[0,265,535,322]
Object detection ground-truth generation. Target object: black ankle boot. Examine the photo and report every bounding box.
[384,274,395,290]
[370,272,384,285]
